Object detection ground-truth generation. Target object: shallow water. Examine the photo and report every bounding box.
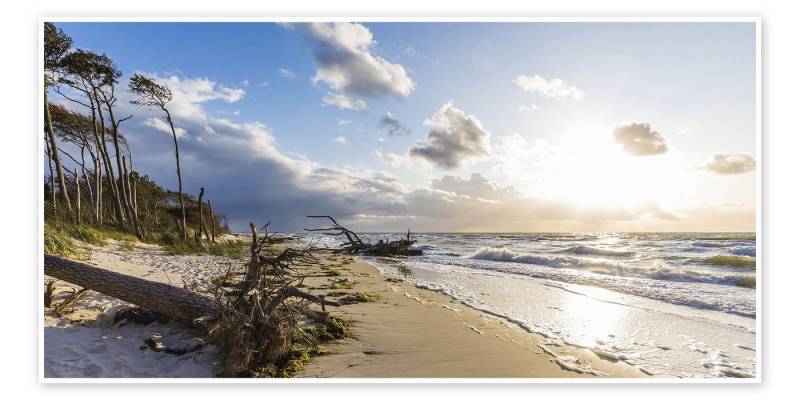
[303,232,758,378]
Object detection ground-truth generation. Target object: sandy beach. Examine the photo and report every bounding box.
[43,237,645,378]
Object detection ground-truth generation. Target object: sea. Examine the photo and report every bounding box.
[302,232,758,378]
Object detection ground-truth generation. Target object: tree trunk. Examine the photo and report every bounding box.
[197,187,209,242]
[93,93,125,224]
[104,101,136,230]
[44,91,72,211]
[164,109,187,241]
[121,155,143,239]
[94,157,102,224]
[80,149,95,224]
[45,145,56,208]
[74,170,81,224]
[208,199,216,243]
[44,254,219,321]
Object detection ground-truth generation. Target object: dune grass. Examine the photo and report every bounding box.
[163,239,247,258]
[44,223,91,259]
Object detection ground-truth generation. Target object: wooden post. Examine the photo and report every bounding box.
[208,199,216,243]
[197,187,205,242]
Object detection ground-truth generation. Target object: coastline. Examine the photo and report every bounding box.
[43,238,646,378]
[298,254,645,378]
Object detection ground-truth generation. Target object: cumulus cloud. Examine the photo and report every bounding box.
[143,117,187,139]
[154,75,246,119]
[431,173,516,200]
[333,136,347,144]
[513,75,583,100]
[378,112,411,136]
[336,117,352,126]
[290,22,414,98]
[613,122,669,156]
[321,93,367,111]
[409,102,492,169]
[120,74,751,233]
[701,153,756,175]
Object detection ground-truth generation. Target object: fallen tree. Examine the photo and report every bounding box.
[44,254,219,320]
[305,215,422,256]
[44,220,346,377]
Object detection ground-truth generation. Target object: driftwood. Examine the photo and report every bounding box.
[44,254,220,320]
[44,219,345,377]
[305,215,422,256]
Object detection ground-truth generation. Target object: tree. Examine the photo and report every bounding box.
[43,22,72,211]
[58,49,126,224]
[128,73,188,241]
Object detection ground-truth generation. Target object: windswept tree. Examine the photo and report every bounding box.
[58,49,126,224]
[43,22,72,211]
[129,73,187,241]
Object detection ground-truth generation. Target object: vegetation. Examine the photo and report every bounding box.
[43,22,230,251]
[164,240,247,258]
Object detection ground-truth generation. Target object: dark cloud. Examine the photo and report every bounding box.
[613,122,668,156]
[378,112,411,136]
[702,153,755,175]
[409,102,492,169]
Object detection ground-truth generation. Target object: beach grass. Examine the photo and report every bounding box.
[44,223,91,260]
[163,240,248,258]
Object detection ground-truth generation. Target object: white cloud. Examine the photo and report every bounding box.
[143,117,187,139]
[333,136,347,144]
[701,153,755,175]
[278,68,297,79]
[290,22,414,98]
[260,80,270,88]
[321,93,367,111]
[240,80,250,87]
[336,117,352,126]
[613,121,669,156]
[408,102,492,169]
[516,104,539,112]
[431,173,516,200]
[513,75,583,100]
[155,75,246,119]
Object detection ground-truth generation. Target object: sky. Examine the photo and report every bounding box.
[49,21,757,232]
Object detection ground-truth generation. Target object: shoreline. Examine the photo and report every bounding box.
[298,254,645,378]
[43,238,646,378]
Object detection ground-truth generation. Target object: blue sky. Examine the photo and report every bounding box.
[50,22,757,232]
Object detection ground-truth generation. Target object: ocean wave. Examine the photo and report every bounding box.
[466,247,755,291]
[563,245,635,257]
[731,247,757,257]
[706,255,757,269]
[469,246,621,270]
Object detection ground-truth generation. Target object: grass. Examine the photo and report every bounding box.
[117,240,136,252]
[164,240,247,258]
[44,223,91,259]
[708,255,757,268]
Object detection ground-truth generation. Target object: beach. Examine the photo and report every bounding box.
[43,236,647,378]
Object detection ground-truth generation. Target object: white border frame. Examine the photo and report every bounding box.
[38,16,763,384]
